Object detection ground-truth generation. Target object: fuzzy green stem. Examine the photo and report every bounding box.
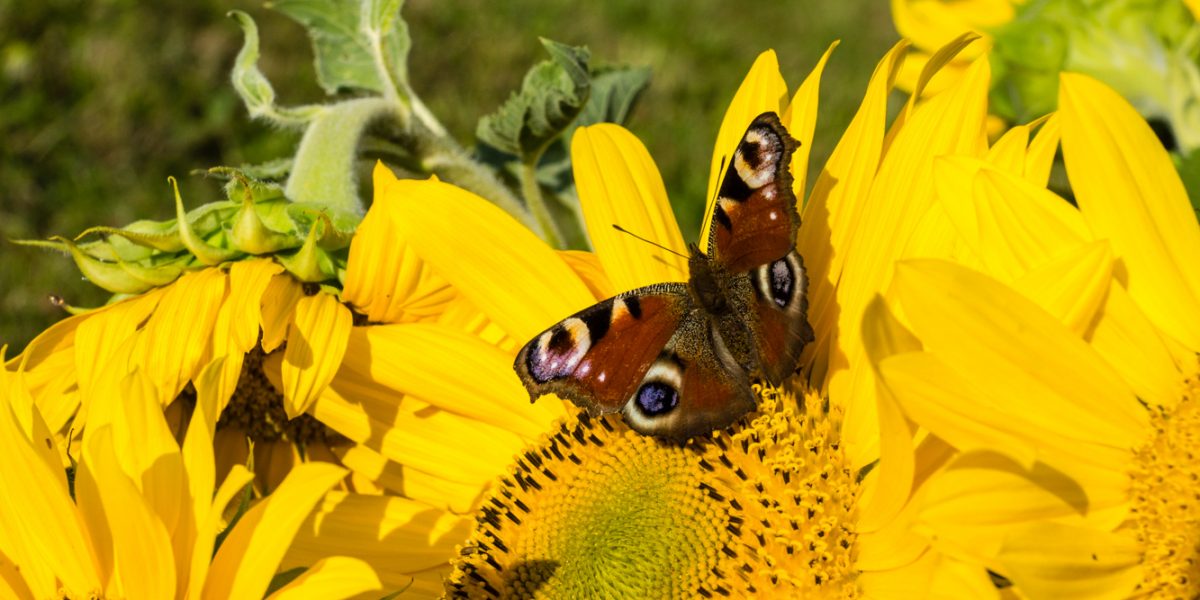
[520,159,563,248]
[286,97,397,217]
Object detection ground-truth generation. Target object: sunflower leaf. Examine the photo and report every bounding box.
[228,10,324,127]
[475,38,592,159]
[269,0,411,96]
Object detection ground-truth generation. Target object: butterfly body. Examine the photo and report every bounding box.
[515,112,813,440]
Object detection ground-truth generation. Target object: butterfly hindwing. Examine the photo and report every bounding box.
[621,308,756,440]
[515,284,689,415]
[706,112,800,273]
[746,250,814,383]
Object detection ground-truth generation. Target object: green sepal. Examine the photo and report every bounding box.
[287,205,357,250]
[116,255,189,288]
[228,10,325,128]
[48,236,156,295]
[275,220,337,282]
[75,222,185,254]
[475,39,591,159]
[269,0,412,96]
[171,177,244,266]
[231,191,303,255]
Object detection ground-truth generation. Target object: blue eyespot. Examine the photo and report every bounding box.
[635,382,679,416]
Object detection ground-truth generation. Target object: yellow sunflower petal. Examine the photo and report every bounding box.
[782,42,838,201]
[74,290,161,401]
[218,258,283,355]
[266,556,381,600]
[204,462,347,600]
[188,464,254,600]
[132,268,228,401]
[260,272,305,353]
[1009,241,1113,335]
[858,296,922,530]
[892,260,1147,447]
[701,50,789,238]
[1024,114,1060,187]
[87,425,176,600]
[984,123,1029,174]
[110,370,186,545]
[557,250,614,300]
[879,351,1039,467]
[916,451,1093,560]
[972,166,1093,281]
[1059,72,1200,349]
[343,165,455,323]
[382,174,594,342]
[0,556,32,600]
[181,360,221,592]
[997,522,1142,600]
[829,53,990,468]
[1088,281,1186,409]
[281,492,471,593]
[887,32,982,145]
[798,40,908,384]
[335,445,484,513]
[336,324,563,438]
[282,292,352,418]
[572,124,688,289]
[0,402,101,598]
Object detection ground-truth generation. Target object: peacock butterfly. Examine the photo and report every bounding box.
[514,112,813,440]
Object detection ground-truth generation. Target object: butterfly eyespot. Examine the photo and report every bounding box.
[635,381,679,416]
[769,259,793,307]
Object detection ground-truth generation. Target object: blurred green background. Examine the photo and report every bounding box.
[0,0,896,351]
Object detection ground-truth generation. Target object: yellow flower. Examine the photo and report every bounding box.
[8,256,355,494]
[0,353,375,599]
[281,37,1056,596]
[866,72,1200,597]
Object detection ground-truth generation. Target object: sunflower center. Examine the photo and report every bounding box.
[707,385,860,596]
[1128,370,1200,597]
[446,384,861,598]
[206,347,343,447]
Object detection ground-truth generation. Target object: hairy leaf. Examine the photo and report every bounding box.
[476,39,592,159]
[270,0,411,95]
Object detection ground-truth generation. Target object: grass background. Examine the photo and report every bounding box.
[0,0,898,350]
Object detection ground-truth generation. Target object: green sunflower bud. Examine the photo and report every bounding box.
[991,0,1200,152]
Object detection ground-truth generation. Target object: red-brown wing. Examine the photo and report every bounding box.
[744,250,814,383]
[705,112,801,273]
[619,309,756,441]
[514,284,690,415]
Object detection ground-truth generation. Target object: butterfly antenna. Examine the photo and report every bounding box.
[611,224,689,259]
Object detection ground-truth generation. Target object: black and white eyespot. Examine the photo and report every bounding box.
[623,355,683,428]
[526,317,591,383]
[755,252,806,309]
[733,126,782,190]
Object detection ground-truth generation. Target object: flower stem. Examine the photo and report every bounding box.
[520,159,563,248]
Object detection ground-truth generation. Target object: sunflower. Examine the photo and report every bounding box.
[892,0,1200,151]
[0,353,377,599]
[866,72,1200,597]
[7,250,359,495]
[271,37,1070,596]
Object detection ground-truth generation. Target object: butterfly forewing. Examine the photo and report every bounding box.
[706,113,800,273]
[514,285,689,415]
